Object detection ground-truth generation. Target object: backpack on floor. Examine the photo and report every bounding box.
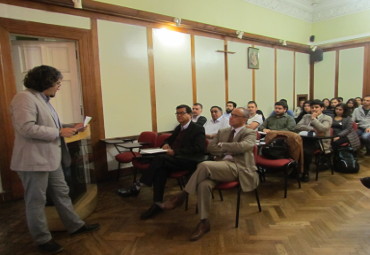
[332,147,359,173]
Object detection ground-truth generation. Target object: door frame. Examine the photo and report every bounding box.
[0,17,107,199]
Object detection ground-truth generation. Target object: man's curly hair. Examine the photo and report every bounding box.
[23,65,63,92]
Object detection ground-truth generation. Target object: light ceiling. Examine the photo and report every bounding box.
[243,0,370,22]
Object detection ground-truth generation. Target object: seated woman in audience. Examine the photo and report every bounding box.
[346,98,358,116]
[323,97,339,117]
[293,99,305,118]
[322,98,330,109]
[355,97,362,107]
[331,103,361,150]
[295,100,311,123]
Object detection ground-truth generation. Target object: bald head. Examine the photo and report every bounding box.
[229,107,249,128]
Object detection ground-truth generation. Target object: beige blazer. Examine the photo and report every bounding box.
[10,89,71,172]
[208,127,259,192]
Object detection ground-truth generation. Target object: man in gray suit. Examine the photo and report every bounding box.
[161,107,259,241]
[10,65,99,254]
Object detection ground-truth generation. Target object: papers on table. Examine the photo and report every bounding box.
[140,148,167,154]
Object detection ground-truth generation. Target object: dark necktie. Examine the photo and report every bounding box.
[227,129,235,142]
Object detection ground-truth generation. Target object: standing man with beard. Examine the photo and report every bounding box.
[10,65,99,254]
[223,101,237,119]
[259,101,296,133]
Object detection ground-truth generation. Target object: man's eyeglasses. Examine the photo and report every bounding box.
[175,112,188,116]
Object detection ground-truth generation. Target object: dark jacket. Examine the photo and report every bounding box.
[165,121,206,157]
[196,116,207,126]
[332,116,361,150]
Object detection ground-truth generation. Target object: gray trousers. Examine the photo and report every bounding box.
[184,160,239,219]
[17,166,84,244]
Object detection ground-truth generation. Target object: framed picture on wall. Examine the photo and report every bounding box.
[248,47,259,69]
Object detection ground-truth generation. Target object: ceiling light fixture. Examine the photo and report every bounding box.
[236,31,244,39]
[72,0,82,8]
[173,17,182,27]
[279,39,287,46]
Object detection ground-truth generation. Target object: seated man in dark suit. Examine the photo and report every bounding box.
[139,104,206,219]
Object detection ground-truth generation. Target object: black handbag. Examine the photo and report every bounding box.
[261,137,289,159]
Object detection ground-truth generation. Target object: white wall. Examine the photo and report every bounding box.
[255,46,275,116]
[314,51,336,100]
[338,47,364,100]
[195,36,226,120]
[153,29,192,131]
[295,52,310,101]
[276,49,294,109]
[98,20,152,138]
[228,41,253,108]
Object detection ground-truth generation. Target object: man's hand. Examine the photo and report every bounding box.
[311,112,319,119]
[166,149,175,156]
[263,129,271,133]
[366,128,370,133]
[74,123,85,132]
[162,144,171,150]
[60,128,77,137]
[333,137,340,141]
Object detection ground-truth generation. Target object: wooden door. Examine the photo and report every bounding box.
[11,40,84,124]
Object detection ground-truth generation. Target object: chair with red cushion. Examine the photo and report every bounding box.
[255,145,301,198]
[214,181,261,228]
[155,133,172,147]
[115,131,157,181]
[131,133,172,181]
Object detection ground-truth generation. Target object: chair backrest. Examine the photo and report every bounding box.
[352,122,358,131]
[138,131,158,148]
[156,133,171,147]
[256,131,261,140]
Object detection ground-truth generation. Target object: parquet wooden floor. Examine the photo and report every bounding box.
[2,156,370,255]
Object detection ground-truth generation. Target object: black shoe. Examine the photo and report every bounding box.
[300,173,309,182]
[361,177,370,189]
[71,223,100,236]
[117,184,140,197]
[38,239,63,254]
[140,204,163,220]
